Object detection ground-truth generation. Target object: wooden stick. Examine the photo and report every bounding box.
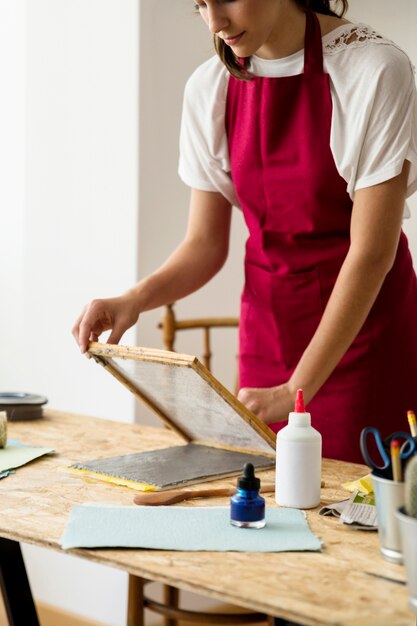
[133,482,276,506]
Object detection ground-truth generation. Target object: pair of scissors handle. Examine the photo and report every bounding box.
[384,431,416,459]
[360,427,390,470]
[360,427,415,471]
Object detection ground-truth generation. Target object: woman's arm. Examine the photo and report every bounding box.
[238,161,410,422]
[72,189,232,352]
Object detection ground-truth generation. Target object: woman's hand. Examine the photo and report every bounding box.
[72,292,140,353]
[237,383,296,424]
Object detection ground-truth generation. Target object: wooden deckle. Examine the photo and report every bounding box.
[68,343,276,491]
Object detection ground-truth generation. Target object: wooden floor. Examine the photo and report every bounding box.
[0,598,104,626]
[0,594,270,626]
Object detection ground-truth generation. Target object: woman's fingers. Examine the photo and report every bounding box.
[72,295,140,353]
[72,300,113,353]
[237,385,294,423]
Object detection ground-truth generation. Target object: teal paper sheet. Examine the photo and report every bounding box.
[0,439,54,473]
[61,504,322,552]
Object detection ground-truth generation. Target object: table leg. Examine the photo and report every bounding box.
[0,538,40,626]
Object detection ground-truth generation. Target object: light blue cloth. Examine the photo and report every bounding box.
[61,504,322,552]
[0,438,54,473]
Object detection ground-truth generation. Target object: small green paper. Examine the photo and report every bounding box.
[0,445,54,473]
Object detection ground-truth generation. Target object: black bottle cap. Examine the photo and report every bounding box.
[237,463,260,491]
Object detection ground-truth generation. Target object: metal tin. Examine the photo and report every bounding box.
[396,506,417,614]
[372,472,405,564]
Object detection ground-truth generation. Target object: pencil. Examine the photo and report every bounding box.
[407,410,417,438]
[390,439,402,482]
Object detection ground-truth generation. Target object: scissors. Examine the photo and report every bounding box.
[360,426,416,476]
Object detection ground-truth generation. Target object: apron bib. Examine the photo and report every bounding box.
[226,11,417,462]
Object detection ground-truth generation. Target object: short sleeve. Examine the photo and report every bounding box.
[178,56,240,207]
[329,42,417,199]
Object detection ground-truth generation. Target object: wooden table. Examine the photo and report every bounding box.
[0,409,415,626]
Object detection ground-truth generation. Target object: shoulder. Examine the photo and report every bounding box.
[323,23,415,89]
[184,55,230,107]
[325,24,417,197]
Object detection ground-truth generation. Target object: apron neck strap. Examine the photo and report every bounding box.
[304,10,324,75]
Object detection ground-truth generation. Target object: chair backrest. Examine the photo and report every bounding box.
[158,303,239,391]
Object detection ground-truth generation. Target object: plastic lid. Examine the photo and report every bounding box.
[237,463,260,491]
[294,389,305,412]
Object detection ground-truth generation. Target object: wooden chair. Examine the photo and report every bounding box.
[127,304,272,626]
[159,303,239,393]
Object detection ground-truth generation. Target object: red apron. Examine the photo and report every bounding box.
[226,11,417,463]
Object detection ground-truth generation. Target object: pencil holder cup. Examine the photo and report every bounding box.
[371,472,405,564]
[396,507,417,613]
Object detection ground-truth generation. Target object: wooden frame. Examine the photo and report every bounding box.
[68,343,277,492]
[88,342,275,456]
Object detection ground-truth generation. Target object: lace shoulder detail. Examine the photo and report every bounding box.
[324,24,396,55]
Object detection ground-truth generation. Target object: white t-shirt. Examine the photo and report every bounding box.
[178,23,417,210]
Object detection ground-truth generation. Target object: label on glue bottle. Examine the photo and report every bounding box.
[275,389,322,509]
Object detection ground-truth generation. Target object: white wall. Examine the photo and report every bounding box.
[1,1,139,624]
[23,0,139,420]
[1,1,416,625]
[0,0,25,375]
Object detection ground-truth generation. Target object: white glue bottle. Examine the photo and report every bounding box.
[275,389,322,509]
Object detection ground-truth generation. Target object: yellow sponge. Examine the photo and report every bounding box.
[342,473,373,495]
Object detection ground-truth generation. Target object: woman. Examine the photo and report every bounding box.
[73,0,417,464]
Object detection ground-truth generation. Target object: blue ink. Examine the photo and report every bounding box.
[230,463,265,529]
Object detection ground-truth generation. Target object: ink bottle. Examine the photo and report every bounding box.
[230,463,265,528]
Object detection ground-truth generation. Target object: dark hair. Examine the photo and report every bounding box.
[213,0,349,81]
